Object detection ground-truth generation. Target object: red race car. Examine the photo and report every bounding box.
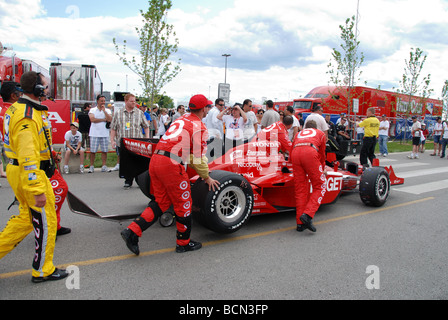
[67,136,404,234]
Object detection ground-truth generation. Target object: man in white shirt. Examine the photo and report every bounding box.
[242,99,257,140]
[204,98,225,140]
[378,114,390,157]
[440,120,448,159]
[431,117,443,156]
[285,105,300,141]
[63,122,85,174]
[88,95,112,173]
[304,104,329,138]
[408,116,421,159]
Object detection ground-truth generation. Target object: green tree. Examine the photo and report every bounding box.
[326,16,365,114]
[397,47,433,117]
[113,0,181,107]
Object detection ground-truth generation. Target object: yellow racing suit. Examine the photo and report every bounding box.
[0,96,57,278]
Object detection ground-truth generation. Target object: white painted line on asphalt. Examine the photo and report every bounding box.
[393,179,448,195]
[396,167,448,179]
[391,162,430,169]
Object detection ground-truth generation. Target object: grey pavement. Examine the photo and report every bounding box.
[0,150,447,301]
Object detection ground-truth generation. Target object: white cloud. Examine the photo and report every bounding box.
[1,0,448,105]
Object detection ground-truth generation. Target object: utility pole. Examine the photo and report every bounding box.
[222,54,231,84]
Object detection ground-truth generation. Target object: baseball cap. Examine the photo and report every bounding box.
[71,122,79,128]
[0,81,23,97]
[189,94,209,110]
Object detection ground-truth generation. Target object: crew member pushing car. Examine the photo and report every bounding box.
[121,94,219,255]
[291,120,327,232]
[252,115,294,156]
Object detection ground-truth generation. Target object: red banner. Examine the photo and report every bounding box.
[42,99,71,144]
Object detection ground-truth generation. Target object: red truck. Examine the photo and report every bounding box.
[288,86,443,118]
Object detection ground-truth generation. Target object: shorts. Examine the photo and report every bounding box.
[412,137,420,146]
[434,135,441,144]
[90,136,109,153]
[64,145,85,152]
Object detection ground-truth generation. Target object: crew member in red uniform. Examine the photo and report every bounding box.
[291,120,327,232]
[121,94,219,255]
[251,115,294,156]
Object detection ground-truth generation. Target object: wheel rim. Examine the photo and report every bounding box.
[216,186,246,223]
[376,175,389,201]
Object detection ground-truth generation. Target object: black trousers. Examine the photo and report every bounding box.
[360,136,377,166]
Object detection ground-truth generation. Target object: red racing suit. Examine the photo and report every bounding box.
[128,113,210,246]
[291,128,327,224]
[50,168,68,231]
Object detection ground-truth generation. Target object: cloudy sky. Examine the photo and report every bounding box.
[1,0,448,105]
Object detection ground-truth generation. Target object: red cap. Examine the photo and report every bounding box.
[189,94,209,110]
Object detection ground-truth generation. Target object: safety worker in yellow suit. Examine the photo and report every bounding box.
[0,71,68,283]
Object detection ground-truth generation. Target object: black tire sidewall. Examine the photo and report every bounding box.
[359,167,390,207]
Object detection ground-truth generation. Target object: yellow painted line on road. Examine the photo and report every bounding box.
[0,197,434,280]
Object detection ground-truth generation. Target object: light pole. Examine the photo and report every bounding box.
[222,54,231,84]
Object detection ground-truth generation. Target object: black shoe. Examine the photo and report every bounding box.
[299,214,316,232]
[176,240,202,253]
[121,228,140,255]
[57,227,71,236]
[124,181,132,189]
[31,268,68,283]
[296,224,306,232]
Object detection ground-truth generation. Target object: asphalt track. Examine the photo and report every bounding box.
[1,151,447,301]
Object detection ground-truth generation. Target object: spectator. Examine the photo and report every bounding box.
[110,93,149,188]
[217,103,247,148]
[63,122,85,174]
[138,104,152,136]
[88,94,112,173]
[78,102,92,151]
[297,112,305,128]
[260,100,279,129]
[419,123,429,153]
[431,117,443,156]
[256,109,264,133]
[242,99,257,140]
[285,105,300,141]
[304,104,329,138]
[378,114,390,157]
[157,108,170,136]
[408,116,421,159]
[336,117,351,145]
[149,106,159,138]
[204,98,225,140]
[172,105,185,122]
[440,120,448,159]
[355,116,364,140]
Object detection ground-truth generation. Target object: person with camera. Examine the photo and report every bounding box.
[0,71,68,283]
[217,103,247,150]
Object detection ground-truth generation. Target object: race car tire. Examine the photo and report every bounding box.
[136,170,152,199]
[191,170,254,234]
[359,167,390,207]
[159,206,175,227]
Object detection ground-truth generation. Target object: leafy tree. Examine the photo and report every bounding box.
[397,47,433,117]
[326,16,365,114]
[113,0,181,107]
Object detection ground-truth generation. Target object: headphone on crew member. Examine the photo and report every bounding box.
[33,72,47,98]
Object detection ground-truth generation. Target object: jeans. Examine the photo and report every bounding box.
[378,135,389,155]
[441,138,448,158]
